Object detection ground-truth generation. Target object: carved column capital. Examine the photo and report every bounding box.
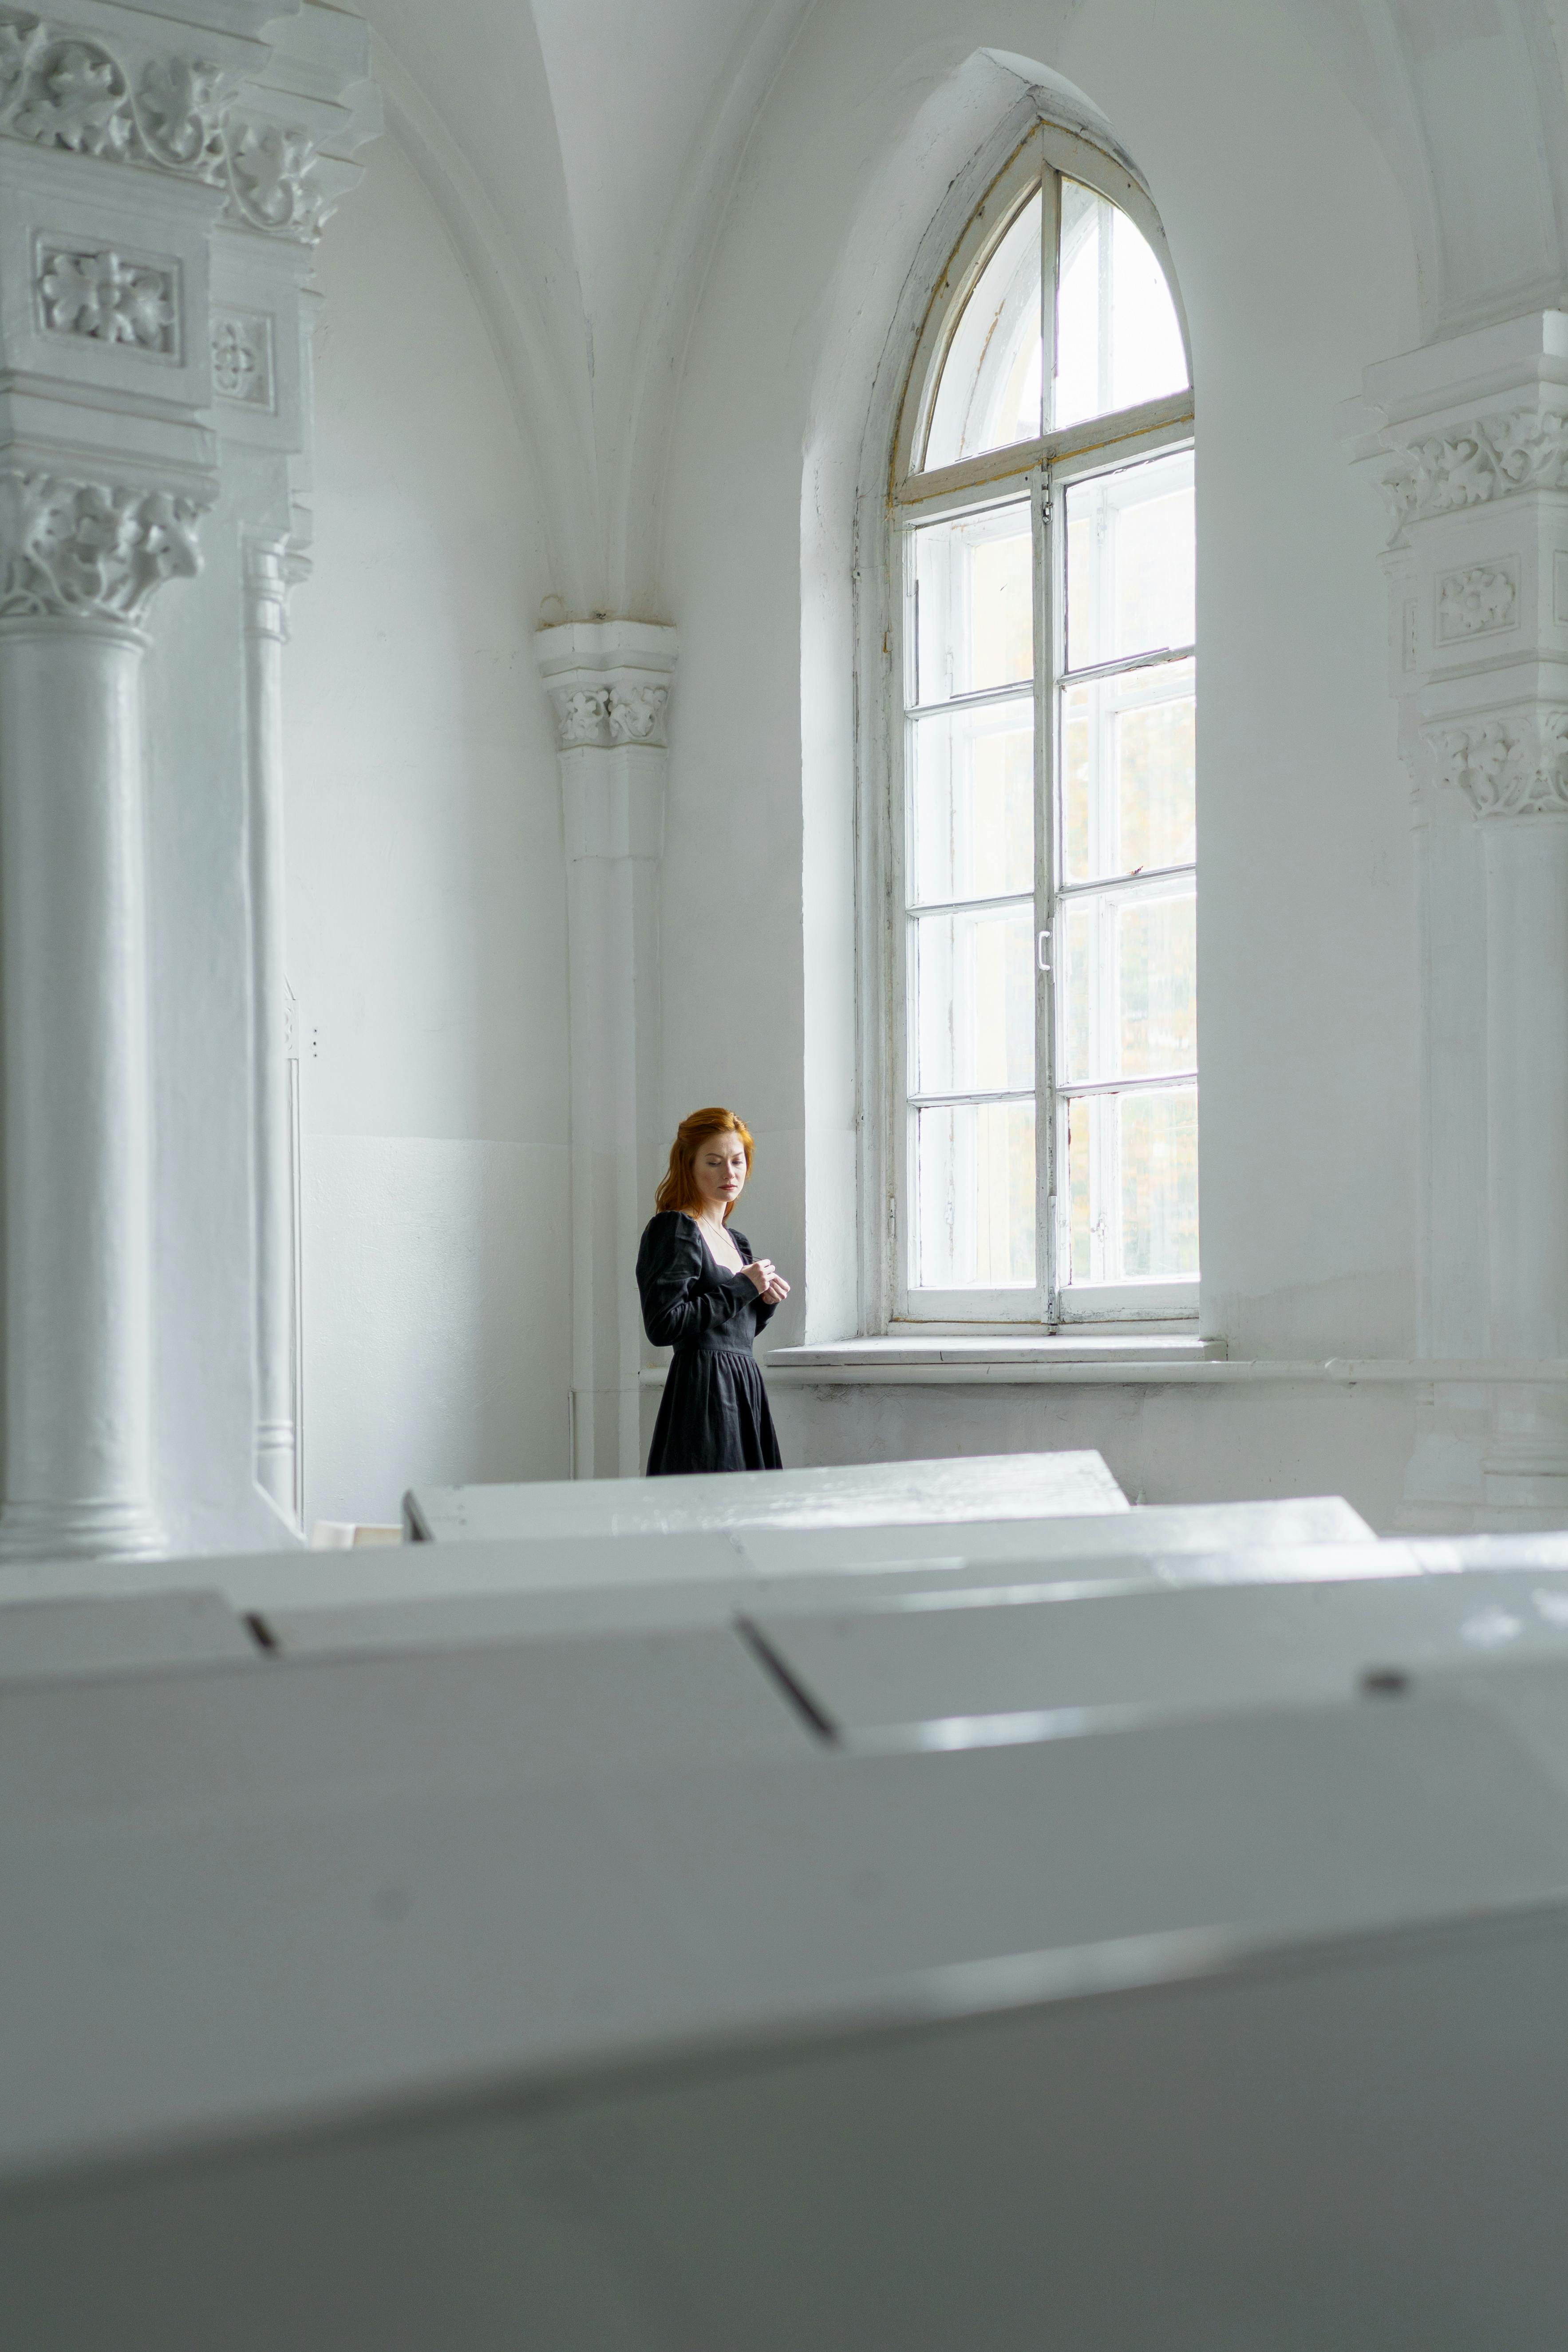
[0,467,210,629]
[536,618,678,753]
[0,6,343,241]
[1428,704,1568,817]
[1378,404,1568,549]
[242,531,309,644]
[536,618,678,863]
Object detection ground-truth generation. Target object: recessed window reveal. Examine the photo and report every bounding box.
[892,141,1196,1319]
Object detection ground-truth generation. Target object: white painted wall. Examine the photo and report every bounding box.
[657,0,1424,1517]
[285,129,571,1527]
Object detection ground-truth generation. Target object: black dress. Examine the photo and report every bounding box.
[637,1211,783,1475]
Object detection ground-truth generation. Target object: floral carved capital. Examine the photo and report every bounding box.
[1381,407,1568,545]
[0,470,209,626]
[0,11,324,240]
[1430,708,1568,817]
[547,676,671,751]
[550,683,611,747]
[608,682,668,744]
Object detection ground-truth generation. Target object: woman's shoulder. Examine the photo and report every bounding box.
[639,1209,699,1256]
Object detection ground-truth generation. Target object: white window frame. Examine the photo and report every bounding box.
[871,118,1198,1331]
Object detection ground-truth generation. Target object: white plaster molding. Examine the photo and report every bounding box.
[1435,560,1519,643]
[536,618,677,754]
[0,10,327,239]
[37,240,178,353]
[608,680,668,744]
[1430,707,1568,817]
[550,682,609,747]
[1381,406,1568,544]
[0,469,207,626]
[210,304,272,407]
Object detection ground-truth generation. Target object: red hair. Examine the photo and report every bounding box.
[656,1107,754,1221]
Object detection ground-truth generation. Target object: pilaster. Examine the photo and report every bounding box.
[1348,312,1568,1523]
[537,620,676,1478]
[0,1,376,1558]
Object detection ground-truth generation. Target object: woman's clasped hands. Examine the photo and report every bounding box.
[742,1257,790,1306]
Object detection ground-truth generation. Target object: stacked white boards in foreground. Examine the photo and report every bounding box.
[6,1453,1568,2347]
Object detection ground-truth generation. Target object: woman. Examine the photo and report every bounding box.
[637,1107,789,1475]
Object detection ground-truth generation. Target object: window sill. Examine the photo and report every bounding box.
[635,1348,1566,1391]
[755,1335,1225,1384]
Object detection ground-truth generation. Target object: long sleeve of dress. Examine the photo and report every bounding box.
[637,1213,759,1347]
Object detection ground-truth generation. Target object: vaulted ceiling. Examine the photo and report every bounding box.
[339,0,1568,610]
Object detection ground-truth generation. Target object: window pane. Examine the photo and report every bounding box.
[917,1099,1036,1287]
[914,904,1035,1095]
[1062,657,1195,885]
[1065,451,1194,672]
[1055,180,1188,432]
[913,502,1032,704]
[924,191,1043,470]
[1060,880,1196,1086]
[1066,1085,1198,1283]
[910,698,1034,905]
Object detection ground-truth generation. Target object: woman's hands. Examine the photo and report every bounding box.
[741,1258,790,1306]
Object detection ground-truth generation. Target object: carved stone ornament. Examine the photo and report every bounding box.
[1431,708,1568,816]
[551,684,611,746]
[1436,560,1518,643]
[0,470,206,624]
[608,682,668,743]
[548,678,671,750]
[38,242,176,353]
[0,11,324,238]
[211,306,272,407]
[1382,407,1568,544]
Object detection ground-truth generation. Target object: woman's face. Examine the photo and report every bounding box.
[693,1132,747,1215]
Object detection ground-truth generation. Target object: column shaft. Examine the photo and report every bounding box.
[244,543,300,1526]
[0,621,161,1557]
[537,621,676,1479]
[1484,816,1568,1503]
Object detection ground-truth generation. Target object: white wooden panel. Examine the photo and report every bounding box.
[13,1902,1559,2352]
[735,1491,1371,1576]
[0,1625,815,1840]
[2,1669,1568,2183]
[0,1592,255,1684]
[403,1447,1128,1542]
[750,1565,1568,1741]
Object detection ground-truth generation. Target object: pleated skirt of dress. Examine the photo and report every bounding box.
[646,1344,783,1475]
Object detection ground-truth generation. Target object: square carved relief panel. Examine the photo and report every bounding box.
[35,238,181,360]
[1435,557,1520,644]
[210,308,275,411]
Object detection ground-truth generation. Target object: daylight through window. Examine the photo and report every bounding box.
[892,139,1196,1320]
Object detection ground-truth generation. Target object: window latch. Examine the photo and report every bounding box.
[1037,929,1052,975]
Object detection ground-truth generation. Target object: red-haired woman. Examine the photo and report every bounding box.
[636,1108,789,1474]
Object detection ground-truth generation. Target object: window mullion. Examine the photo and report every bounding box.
[1040,160,1059,439]
[1034,460,1056,1324]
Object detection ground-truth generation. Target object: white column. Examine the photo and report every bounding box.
[0,1,375,1558]
[537,621,676,1478]
[1350,312,1568,1524]
[0,478,207,1559]
[244,534,308,1527]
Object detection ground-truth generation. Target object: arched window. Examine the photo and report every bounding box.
[885,123,1196,1323]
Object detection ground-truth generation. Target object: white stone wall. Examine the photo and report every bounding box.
[284,128,570,1526]
[649,0,1422,1513]
[165,0,1568,1537]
